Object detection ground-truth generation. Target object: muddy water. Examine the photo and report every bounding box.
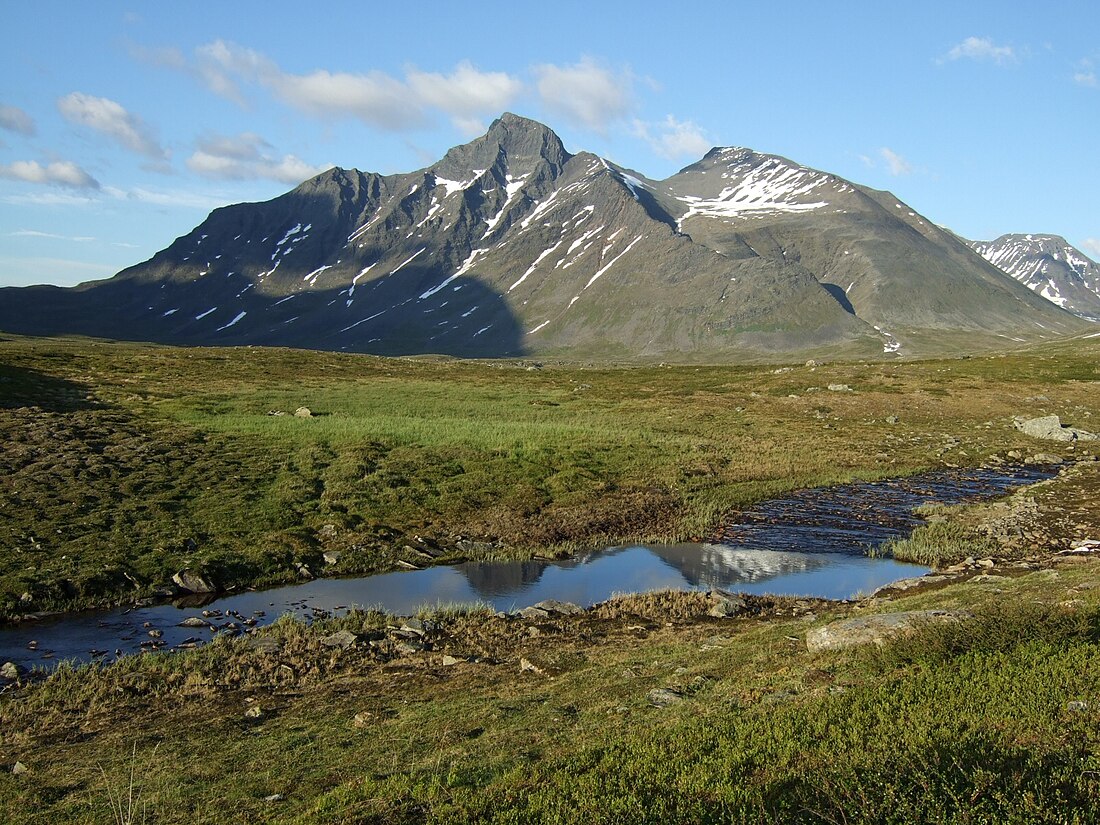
[0,464,1055,672]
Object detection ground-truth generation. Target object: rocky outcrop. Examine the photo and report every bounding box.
[1014,415,1097,442]
[805,610,970,653]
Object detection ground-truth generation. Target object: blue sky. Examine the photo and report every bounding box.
[2,0,1097,287]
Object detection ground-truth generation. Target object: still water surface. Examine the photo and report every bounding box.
[0,544,922,671]
[0,463,1055,672]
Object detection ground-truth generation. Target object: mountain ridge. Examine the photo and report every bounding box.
[969,233,1100,321]
[0,113,1090,361]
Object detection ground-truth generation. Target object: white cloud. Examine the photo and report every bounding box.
[943,36,1016,65]
[102,185,234,211]
[407,61,523,133]
[9,229,95,241]
[1074,60,1097,87]
[188,40,521,133]
[1082,238,1100,259]
[879,147,913,176]
[0,104,35,136]
[0,159,100,189]
[633,115,712,160]
[534,58,634,133]
[186,132,331,184]
[57,92,167,159]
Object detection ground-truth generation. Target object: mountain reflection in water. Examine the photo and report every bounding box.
[0,545,917,671]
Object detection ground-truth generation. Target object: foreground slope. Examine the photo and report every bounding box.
[0,115,1088,359]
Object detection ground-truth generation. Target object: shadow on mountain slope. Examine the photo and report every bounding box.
[0,275,527,359]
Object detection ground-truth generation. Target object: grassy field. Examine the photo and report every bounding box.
[2,332,1099,618]
[1,539,1097,822]
[2,332,1100,822]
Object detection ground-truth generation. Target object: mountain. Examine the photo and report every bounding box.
[969,234,1100,321]
[0,113,1089,361]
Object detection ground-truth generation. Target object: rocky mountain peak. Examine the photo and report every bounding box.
[970,233,1100,320]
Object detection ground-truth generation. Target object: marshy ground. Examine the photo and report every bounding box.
[1,333,1099,822]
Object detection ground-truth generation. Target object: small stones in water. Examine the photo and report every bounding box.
[178,616,208,628]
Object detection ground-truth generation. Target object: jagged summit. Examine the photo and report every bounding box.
[970,233,1100,320]
[0,115,1090,361]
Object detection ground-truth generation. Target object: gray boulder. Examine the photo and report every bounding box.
[1,661,25,681]
[806,610,969,653]
[171,569,216,594]
[320,630,359,650]
[646,688,685,707]
[1014,415,1098,442]
[706,591,747,617]
[531,599,584,616]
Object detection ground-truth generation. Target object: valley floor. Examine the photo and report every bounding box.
[0,461,1098,823]
[1,333,1099,822]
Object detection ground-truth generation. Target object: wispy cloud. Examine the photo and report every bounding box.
[0,159,100,189]
[9,229,95,241]
[942,36,1016,65]
[187,132,331,184]
[1083,238,1100,259]
[533,57,633,133]
[879,147,913,176]
[188,41,522,133]
[0,104,35,136]
[633,115,712,160]
[57,92,167,159]
[1073,59,1097,87]
[407,62,524,135]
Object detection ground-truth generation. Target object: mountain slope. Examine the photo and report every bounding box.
[0,114,1089,360]
[969,234,1100,321]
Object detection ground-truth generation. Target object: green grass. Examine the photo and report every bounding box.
[2,333,1099,617]
[2,563,1098,824]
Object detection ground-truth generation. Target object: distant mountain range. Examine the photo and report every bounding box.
[0,113,1092,360]
[969,234,1100,321]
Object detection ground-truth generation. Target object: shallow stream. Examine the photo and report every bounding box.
[0,464,1054,672]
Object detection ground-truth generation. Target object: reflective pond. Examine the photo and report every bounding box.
[0,463,1056,671]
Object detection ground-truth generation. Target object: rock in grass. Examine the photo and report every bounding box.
[805,610,970,653]
[319,630,359,650]
[244,705,264,719]
[516,606,550,620]
[1014,415,1098,442]
[531,599,583,616]
[12,761,29,775]
[1,661,24,681]
[706,591,746,618]
[647,688,685,707]
[293,407,312,418]
[171,569,216,594]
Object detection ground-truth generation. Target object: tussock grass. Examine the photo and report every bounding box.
[880,521,999,567]
[2,333,1099,617]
